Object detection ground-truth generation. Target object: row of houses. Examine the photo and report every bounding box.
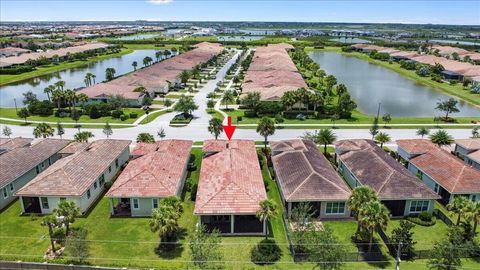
[0,42,111,68]
[241,43,308,102]
[1,137,479,236]
[78,42,224,106]
[351,44,480,83]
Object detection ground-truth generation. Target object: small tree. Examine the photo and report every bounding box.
[53,200,80,236]
[241,92,261,113]
[416,127,430,138]
[382,113,392,127]
[221,90,235,110]
[173,95,198,116]
[157,127,166,139]
[164,98,173,109]
[390,220,417,259]
[206,99,215,112]
[310,226,347,270]
[42,215,59,252]
[256,199,278,239]
[427,238,462,270]
[436,98,460,120]
[17,108,30,123]
[430,130,454,147]
[447,196,470,225]
[472,127,479,138]
[56,122,64,139]
[369,117,379,139]
[33,123,54,138]
[74,131,94,142]
[137,132,155,143]
[2,126,12,138]
[256,117,275,150]
[208,118,223,140]
[188,225,224,270]
[375,132,391,148]
[103,122,113,138]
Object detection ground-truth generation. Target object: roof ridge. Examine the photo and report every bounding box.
[451,165,467,191]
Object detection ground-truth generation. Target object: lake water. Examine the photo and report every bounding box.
[114,33,159,40]
[0,50,162,107]
[239,29,277,36]
[330,37,371,44]
[217,35,264,41]
[429,39,479,46]
[309,51,480,117]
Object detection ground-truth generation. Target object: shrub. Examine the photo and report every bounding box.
[418,211,433,222]
[244,110,257,118]
[111,109,123,119]
[251,239,282,265]
[104,181,113,190]
[129,112,138,119]
[190,184,198,201]
[29,100,54,116]
[406,213,436,226]
[237,116,243,122]
[89,106,102,119]
[120,114,128,121]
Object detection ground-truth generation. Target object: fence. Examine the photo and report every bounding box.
[0,261,129,270]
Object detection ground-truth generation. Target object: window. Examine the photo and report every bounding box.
[325,202,346,215]
[416,170,423,179]
[471,195,478,202]
[2,188,7,199]
[152,198,159,209]
[434,183,440,193]
[409,200,430,213]
[41,197,49,209]
[87,189,91,199]
[60,197,66,201]
[99,175,105,186]
[9,183,14,191]
[94,181,98,190]
[108,166,112,173]
[115,159,119,168]
[133,198,139,209]
[36,166,40,174]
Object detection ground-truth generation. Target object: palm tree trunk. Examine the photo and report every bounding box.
[48,225,56,252]
[264,136,268,150]
[324,143,327,154]
[368,230,373,252]
[457,213,461,225]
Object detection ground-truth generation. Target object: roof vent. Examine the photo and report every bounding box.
[226,142,229,149]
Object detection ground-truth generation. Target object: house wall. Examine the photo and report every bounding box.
[338,160,361,188]
[464,157,480,170]
[403,199,435,216]
[287,201,350,219]
[1,154,61,210]
[397,147,414,161]
[454,145,471,159]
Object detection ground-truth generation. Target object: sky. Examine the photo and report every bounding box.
[1,0,479,25]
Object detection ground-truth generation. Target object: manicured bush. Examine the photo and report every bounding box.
[190,184,198,201]
[418,211,433,222]
[406,214,436,226]
[237,116,243,122]
[129,112,138,119]
[111,110,123,119]
[89,106,102,119]
[120,114,128,121]
[29,100,54,116]
[250,239,282,265]
[244,110,257,118]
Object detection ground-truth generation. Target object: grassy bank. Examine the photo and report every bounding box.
[0,48,134,86]
[307,47,480,108]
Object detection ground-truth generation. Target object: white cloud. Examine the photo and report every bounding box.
[147,0,173,4]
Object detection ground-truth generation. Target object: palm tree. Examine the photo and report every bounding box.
[316,129,337,155]
[281,91,298,111]
[43,85,54,101]
[155,51,162,62]
[64,89,76,111]
[256,117,275,150]
[41,215,58,252]
[375,132,391,148]
[256,199,278,239]
[447,196,470,225]
[150,197,182,243]
[105,68,116,81]
[53,200,80,236]
[132,61,138,71]
[347,186,378,235]
[465,201,480,238]
[92,74,96,84]
[208,118,223,140]
[33,123,54,138]
[180,70,190,84]
[52,90,64,110]
[359,200,390,252]
[54,80,65,91]
[77,93,89,108]
[416,127,430,138]
[137,133,155,143]
[221,90,235,110]
[74,131,94,142]
[430,130,454,147]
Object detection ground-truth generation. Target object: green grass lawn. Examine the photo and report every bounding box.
[0,48,133,86]
[321,220,361,253]
[385,219,449,250]
[0,107,145,125]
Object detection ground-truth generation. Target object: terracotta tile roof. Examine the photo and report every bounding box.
[242,43,307,101]
[16,139,131,196]
[106,140,192,198]
[431,45,470,56]
[396,139,480,193]
[0,139,70,189]
[194,140,267,215]
[0,137,33,154]
[467,151,480,164]
[130,142,159,157]
[79,42,223,100]
[455,139,480,151]
[58,142,90,156]
[335,139,439,200]
[271,139,351,202]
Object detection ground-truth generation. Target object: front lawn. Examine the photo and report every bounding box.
[385,219,449,250]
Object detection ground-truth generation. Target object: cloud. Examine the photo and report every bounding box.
[147,0,173,4]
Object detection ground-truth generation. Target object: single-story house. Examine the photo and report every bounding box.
[0,139,70,211]
[194,140,267,235]
[106,140,193,217]
[397,139,480,204]
[16,139,131,215]
[335,139,440,217]
[271,139,351,219]
[454,139,480,170]
[0,137,33,155]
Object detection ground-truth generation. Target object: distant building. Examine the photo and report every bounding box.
[454,139,480,170]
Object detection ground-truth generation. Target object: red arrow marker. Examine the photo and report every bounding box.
[223,116,236,140]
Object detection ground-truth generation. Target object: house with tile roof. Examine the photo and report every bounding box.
[106,140,192,217]
[397,139,480,205]
[0,139,70,211]
[335,139,440,217]
[0,137,33,155]
[454,139,480,170]
[271,139,351,219]
[16,139,131,214]
[194,140,267,235]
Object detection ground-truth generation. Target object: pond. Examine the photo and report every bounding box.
[429,39,479,46]
[239,29,277,36]
[330,37,371,44]
[114,33,159,41]
[0,50,165,107]
[309,51,480,117]
[217,35,264,41]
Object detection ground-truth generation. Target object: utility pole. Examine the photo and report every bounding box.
[395,241,402,270]
[376,102,381,119]
[14,98,18,113]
